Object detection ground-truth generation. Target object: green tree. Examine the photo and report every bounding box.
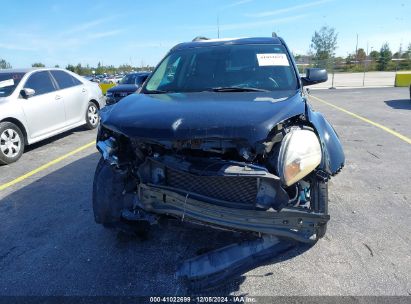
[404,43,411,60]
[369,50,379,62]
[66,64,75,72]
[0,58,12,69]
[377,43,392,71]
[310,26,338,68]
[32,62,45,67]
[54,64,60,68]
[118,64,133,73]
[356,48,366,62]
[96,61,104,75]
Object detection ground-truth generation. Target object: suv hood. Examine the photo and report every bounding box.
[100,90,305,147]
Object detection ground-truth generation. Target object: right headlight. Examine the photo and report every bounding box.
[278,129,322,186]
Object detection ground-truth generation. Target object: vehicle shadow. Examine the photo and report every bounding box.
[25,125,93,153]
[384,99,411,110]
[0,153,312,296]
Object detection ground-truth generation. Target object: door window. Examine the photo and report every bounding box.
[24,71,57,96]
[51,70,82,90]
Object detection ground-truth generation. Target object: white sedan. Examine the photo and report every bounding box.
[0,68,105,164]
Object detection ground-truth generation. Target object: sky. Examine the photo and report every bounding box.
[0,0,410,68]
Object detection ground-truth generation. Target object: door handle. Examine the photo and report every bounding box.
[55,95,62,100]
[82,88,87,92]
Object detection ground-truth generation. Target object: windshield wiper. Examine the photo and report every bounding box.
[145,89,169,94]
[207,86,270,92]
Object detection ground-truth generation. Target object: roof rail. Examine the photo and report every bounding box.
[192,36,210,42]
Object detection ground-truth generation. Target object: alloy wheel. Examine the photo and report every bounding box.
[0,129,22,158]
[88,104,99,126]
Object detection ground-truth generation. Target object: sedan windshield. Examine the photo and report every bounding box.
[0,73,25,97]
[144,44,298,93]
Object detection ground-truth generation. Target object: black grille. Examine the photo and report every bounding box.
[166,167,258,204]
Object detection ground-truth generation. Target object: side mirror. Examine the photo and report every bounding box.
[21,88,35,99]
[301,68,328,86]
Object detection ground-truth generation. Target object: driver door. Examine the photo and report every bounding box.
[21,71,66,139]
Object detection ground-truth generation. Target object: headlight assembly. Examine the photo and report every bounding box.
[278,129,322,186]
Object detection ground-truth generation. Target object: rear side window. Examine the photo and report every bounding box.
[24,71,56,96]
[51,70,82,90]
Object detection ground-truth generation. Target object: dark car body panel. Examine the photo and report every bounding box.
[172,37,283,51]
[100,90,344,176]
[108,84,139,93]
[306,105,345,175]
[106,73,150,105]
[101,90,305,148]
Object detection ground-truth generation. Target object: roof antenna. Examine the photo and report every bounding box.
[217,15,220,38]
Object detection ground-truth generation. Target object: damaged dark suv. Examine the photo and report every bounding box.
[93,37,345,244]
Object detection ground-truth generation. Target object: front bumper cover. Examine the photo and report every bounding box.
[136,184,329,243]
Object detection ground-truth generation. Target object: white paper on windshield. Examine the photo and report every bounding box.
[0,79,14,88]
[256,53,289,66]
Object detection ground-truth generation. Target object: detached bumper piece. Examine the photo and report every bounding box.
[177,235,297,289]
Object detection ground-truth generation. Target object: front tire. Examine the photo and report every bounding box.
[310,178,328,239]
[93,157,126,225]
[93,157,152,237]
[85,102,99,130]
[0,122,25,165]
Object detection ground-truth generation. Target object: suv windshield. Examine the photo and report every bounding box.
[144,44,298,93]
[0,72,25,97]
[120,74,147,85]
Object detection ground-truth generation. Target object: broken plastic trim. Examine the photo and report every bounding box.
[96,137,119,166]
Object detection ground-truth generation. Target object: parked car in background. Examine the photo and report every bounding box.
[83,75,100,83]
[93,37,345,244]
[105,72,150,105]
[0,68,105,164]
[115,75,124,83]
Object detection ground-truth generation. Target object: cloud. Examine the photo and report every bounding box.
[88,29,124,39]
[365,31,411,51]
[186,14,307,32]
[0,43,36,51]
[246,0,332,18]
[126,41,178,49]
[62,17,117,35]
[0,16,124,54]
[221,0,253,9]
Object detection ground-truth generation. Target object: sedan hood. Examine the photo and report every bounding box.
[107,84,138,93]
[100,90,305,147]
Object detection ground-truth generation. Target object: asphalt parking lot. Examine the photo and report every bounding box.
[0,87,410,296]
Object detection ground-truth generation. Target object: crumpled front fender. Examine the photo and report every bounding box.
[306,105,345,175]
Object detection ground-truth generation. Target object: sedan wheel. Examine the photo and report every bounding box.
[0,122,25,165]
[86,102,100,129]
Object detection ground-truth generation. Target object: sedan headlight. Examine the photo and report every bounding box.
[278,129,322,186]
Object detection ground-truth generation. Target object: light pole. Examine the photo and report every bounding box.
[362,42,368,87]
